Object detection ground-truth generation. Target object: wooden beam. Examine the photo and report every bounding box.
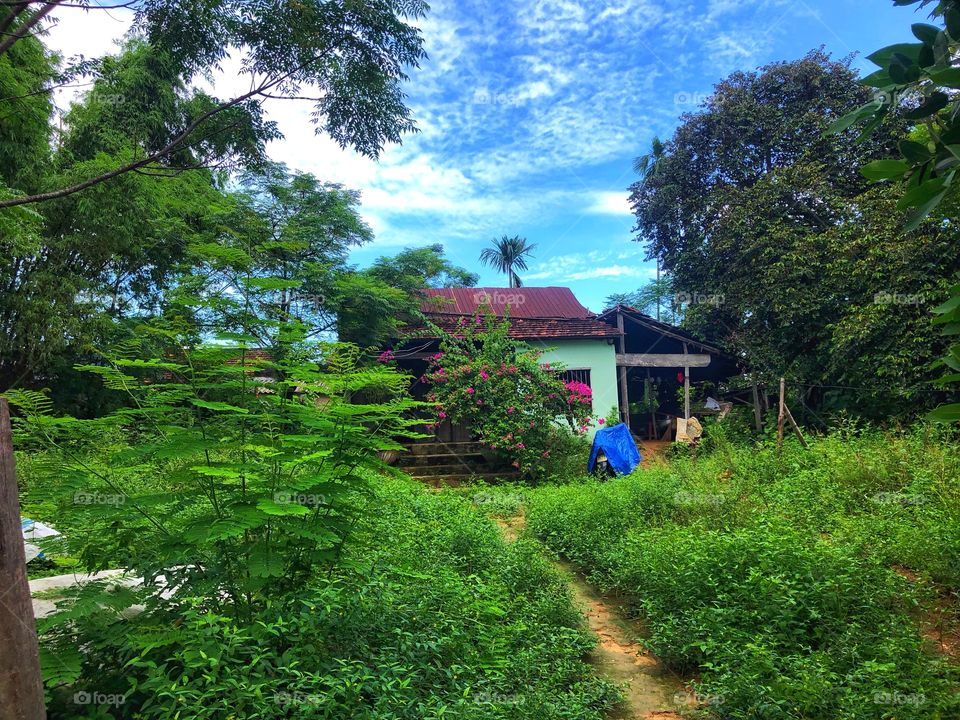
[0,399,47,720]
[683,343,690,421]
[751,383,763,433]
[777,377,785,453]
[616,310,630,428]
[616,353,711,367]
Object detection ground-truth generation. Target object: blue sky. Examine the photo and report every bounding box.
[49,0,922,313]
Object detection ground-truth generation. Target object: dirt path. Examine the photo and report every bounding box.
[495,514,685,720]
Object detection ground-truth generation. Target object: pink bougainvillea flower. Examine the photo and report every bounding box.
[378,350,395,363]
[480,370,489,380]
[466,387,475,394]
[507,406,514,413]
[598,417,605,424]
[438,411,446,418]
[516,443,525,449]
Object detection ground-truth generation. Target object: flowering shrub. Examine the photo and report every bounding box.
[420,312,596,476]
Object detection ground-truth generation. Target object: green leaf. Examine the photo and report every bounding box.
[825,101,882,135]
[256,498,312,516]
[926,403,960,422]
[896,176,945,211]
[904,189,947,230]
[911,23,941,45]
[948,7,960,39]
[899,140,931,163]
[933,294,960,315]
[866,43,924,68]
[860,70,894,88]
[927,66,960,88]
[189,398,249,414]
[860,159,909,182]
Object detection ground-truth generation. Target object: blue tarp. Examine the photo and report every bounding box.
[587,423,642,475]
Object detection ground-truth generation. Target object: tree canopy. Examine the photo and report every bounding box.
[628,49,959,418]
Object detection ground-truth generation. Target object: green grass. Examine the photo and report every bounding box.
[524,428,960,720]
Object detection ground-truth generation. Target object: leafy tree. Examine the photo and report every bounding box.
[479,235,536,288]
[366,243,479,292]
[604,275,679,324]
[9,230,423,701]
[828,0,960,422]
[0,0,428,208]
[335,244,478,347]
[629,50,957,418]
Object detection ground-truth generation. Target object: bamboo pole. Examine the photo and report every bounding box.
[0,399,47,720]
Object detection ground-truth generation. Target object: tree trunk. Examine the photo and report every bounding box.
[0,399,47,720]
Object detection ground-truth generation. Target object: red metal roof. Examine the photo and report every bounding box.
[421,287,595,319]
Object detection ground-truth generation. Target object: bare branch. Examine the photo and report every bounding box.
[0,0,60,57]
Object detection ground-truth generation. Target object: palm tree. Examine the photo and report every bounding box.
[632,135,667,180]
[479,235,536,288]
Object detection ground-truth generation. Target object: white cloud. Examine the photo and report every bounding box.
[586,191,632,215]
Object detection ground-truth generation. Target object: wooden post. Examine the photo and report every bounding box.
[783,403,809,449]
[683,342,690,421]
[751,382,763,433]
[777,377,785,453]
[616,309,630,429]
[0,399,47,720]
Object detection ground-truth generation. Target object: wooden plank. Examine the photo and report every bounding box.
[683,343,690,421]
[616,310,630,428]
[751,383,763,432]
[777,377,785,453]
[0,398,47,720]
[615,353,711,367]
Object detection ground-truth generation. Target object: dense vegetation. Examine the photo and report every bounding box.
[627,50,959,419]
[24,468,618,719]
[525,429,960,719]
[4,1,960,719]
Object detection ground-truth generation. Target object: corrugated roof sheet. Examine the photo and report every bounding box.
[420,287,595,319]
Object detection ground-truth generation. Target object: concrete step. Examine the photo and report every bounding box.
[398,452,489,467]
[407,441,487,456]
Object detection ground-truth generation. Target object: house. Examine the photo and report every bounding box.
[393,287,621,439]
[391,287,741,442]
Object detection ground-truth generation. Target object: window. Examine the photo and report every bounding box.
[559,368,591,388]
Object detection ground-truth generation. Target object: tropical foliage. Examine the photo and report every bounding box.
[479,235,537,288]
[628,49,959,418]
[417,312,596,476]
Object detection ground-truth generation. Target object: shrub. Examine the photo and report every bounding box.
[525,430,960,719]
[418,312,595,477]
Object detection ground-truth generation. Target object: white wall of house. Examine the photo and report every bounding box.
[534,338,619,437]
